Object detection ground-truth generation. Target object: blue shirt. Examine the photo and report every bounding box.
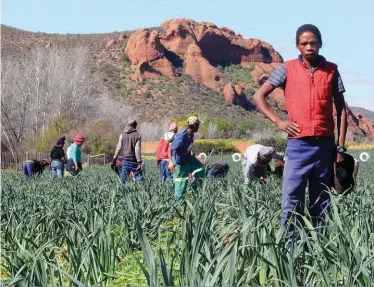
[267,54,345,93]
[170,128,194,165]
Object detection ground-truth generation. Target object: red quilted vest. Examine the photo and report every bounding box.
[155,137,170,163]
[285,58,336,138]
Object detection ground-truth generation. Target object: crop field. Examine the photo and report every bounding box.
[1,150,374,286]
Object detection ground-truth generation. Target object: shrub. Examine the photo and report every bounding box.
[256,137,288,152]
[236,120,254,138]
[221,64,258,88]
[213,118,234,139]
[192,140,239,155]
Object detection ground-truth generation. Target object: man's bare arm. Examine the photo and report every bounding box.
[333,92,347,148]
[253,82,280,124]
[253,82,300,137]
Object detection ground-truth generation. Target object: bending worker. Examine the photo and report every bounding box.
[242,144,284,184]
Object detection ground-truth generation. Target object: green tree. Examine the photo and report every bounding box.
[85,120,118,155]
[31,115,73,152]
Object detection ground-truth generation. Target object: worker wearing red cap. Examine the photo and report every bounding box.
[66,133,85,176]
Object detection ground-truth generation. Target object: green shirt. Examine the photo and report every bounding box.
[70,143,82,164]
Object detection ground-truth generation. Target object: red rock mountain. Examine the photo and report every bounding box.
[121,18,373,140]
[1,20,373,141]
[124,19,282,105]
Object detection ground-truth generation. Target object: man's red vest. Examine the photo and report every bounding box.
[284,58,337,138]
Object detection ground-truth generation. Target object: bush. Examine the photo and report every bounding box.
[236,120,253,138]
[256,137,288,152]
[192,140,239,155]
[213,118,234,138]
[221,64,259,88]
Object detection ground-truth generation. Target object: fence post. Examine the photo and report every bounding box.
[104,154,106,165]
[88,154,90,166]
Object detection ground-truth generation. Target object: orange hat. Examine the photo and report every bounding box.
[74,133,85,143]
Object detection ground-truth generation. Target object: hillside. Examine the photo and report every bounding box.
[1,20,374,142]
[350,107,374,122]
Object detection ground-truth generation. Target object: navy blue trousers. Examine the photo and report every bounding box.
[281,137,335,232]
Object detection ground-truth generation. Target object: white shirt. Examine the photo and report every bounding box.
[67,145,73,160]
[242,144,284,182]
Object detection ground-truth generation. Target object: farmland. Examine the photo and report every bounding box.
[1,150,374,286]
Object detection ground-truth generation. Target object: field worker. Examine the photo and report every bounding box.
[111,119,143,184]
[66,133,85,176]
[253,24,347,231]
[207,161,230,179]
[170,116,205,204]
[66,139,74,160]
[23,159,49,178]
[50,136,67,179]
[242,144,284,184]
[155,122,178,183]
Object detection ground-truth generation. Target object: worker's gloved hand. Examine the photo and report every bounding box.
[111,158,116,170]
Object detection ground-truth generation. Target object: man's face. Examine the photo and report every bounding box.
[297,32,321,62]
[194,123,200,133]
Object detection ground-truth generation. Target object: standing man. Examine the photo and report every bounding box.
[253,24,347,231]
[170,116,205,204]
[155,122,178,183]
[66,133,85,176]
[242,144,284,184]
[111,119,143,184]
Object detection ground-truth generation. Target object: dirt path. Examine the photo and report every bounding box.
[142,142,159,153]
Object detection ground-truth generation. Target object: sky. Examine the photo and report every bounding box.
[1,0,374,110]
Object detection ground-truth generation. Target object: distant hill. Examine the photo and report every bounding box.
[1,20,374,141]
[350,106,374,121]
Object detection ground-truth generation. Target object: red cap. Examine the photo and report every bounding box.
[74,133,85,143]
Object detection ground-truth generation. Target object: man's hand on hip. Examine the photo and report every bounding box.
[276,119,300,137]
